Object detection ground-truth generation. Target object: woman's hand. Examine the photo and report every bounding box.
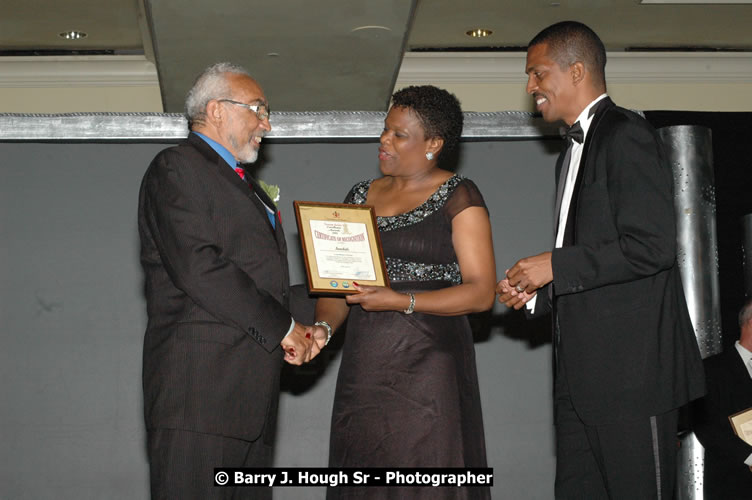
[299,323,329,362]
[345,283,411,312]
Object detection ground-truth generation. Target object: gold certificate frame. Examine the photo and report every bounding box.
[729,407,752,446]
[294,201,389,295]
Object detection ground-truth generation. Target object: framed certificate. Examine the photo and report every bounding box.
[729,407,752,446]
[293,201,389,294]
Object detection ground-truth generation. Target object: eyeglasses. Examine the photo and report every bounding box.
[217,99,270,121]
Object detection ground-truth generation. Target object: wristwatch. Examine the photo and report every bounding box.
[314,320,333,345]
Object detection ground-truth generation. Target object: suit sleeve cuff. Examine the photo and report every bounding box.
[526,294,538,313]
[282,318,295,338]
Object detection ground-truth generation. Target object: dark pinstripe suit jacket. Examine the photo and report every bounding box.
[138,132,291,443]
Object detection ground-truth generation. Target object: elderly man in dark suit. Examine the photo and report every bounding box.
[138,62,316,499]
[496,21,705,499]
[694,299,752,499]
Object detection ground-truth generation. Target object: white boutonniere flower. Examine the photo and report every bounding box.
[257,180,280,207]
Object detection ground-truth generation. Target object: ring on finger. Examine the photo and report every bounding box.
[515,284,524,293]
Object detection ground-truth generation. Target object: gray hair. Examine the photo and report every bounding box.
[185,62,253,129]
[739,298,752,328]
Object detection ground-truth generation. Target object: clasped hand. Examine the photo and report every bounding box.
[281,322,326,365]
[496,252,553,310]
[281,283,404,364]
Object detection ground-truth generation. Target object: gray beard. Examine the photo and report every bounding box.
[230,135,258,164]
[238,149,258,164]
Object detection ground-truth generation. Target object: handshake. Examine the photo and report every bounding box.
[280,321,331,365]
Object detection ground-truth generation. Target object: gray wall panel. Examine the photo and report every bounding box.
[0,138,559,499]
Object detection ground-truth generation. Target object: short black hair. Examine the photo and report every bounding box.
[529,21,607,89]
[390,85,463,158]
[739,297,752,328]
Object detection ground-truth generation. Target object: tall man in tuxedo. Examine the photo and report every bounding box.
[138,62,316,499]
[694,299,752,499]
[497,22,705,499]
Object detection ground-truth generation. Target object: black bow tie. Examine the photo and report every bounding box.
[563,121,584,144]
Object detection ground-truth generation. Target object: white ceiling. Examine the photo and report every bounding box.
[1,0,750,111]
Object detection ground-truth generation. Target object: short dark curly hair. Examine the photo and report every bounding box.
[390,85,463,158]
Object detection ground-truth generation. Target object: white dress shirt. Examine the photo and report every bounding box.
[554,94,607,247]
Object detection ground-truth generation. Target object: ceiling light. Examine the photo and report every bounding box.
[466,28,493,38]
[351,26,391,32]
[59,31,87,40]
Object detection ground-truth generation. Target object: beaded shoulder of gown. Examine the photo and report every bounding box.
[346,174,464,232]
[346,175,466,284]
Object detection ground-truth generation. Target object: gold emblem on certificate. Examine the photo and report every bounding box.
[294,201,389,294]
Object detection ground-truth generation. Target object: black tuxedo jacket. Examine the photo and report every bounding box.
[138,133,292,443]
[694,348,752,499]
[536,98,705,424]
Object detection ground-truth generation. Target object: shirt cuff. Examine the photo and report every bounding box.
[526,294,538,313]
[745,453,752,467]
[282,318,295,338]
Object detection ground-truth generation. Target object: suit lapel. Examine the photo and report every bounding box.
[248,175,277,213]
[188,133,251,197]
[577,97,613,175]
[728,348,752,395]
[553,145,571,226]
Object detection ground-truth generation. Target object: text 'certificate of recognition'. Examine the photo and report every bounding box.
[309,220,376,281]
[294,201,389,295]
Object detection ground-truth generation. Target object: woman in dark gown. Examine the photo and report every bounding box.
[309,86,496,499]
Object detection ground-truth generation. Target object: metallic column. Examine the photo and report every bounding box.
[659,125,721,500]
[742,214,752,297]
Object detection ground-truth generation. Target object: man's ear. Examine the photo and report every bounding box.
[571,61,585,86]
[205,100,223,125]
